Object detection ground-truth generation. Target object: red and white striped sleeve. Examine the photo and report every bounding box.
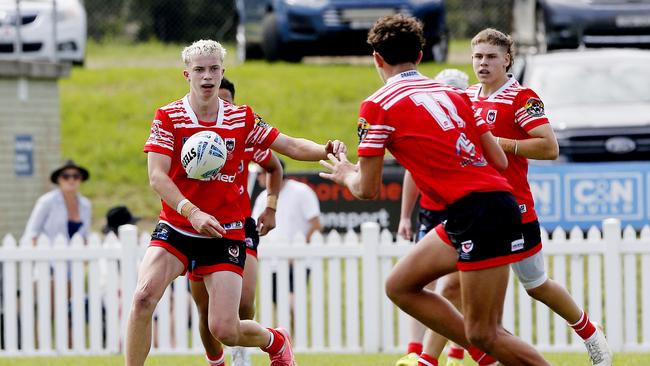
[245,107,280,150]
[357,101,394,157]
[143,108,175,156]
[514,89,549,132]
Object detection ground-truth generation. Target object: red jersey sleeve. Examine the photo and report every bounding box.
[514,89,549,132]
[245,107,280,150]
[252,148,272,165]
[143,109,175,156]
[357,101,394,157]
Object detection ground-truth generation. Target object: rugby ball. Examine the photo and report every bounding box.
[181,131,227,180]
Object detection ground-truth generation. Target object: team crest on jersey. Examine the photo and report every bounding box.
[225,138,236,160]
[357,117,370,142]
[461,240,474,253]
[487,110,498,123]
[228,245,240,258]
[524,98,545,117]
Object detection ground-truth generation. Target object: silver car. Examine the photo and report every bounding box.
[517,48,650,161]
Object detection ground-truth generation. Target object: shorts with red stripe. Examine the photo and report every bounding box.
[149,222,246,278]
[434,191,528,271]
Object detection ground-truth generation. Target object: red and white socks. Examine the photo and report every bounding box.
[418,353,439,366]
[569,311,597,340]
[447,344,465,361]
[407,341,423,355]
[261,327,286,354]
[206,351,225,366]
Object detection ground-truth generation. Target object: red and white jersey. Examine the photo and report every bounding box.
[419,191,445,211]
[236,147,272,218]
[144,95,279,240]
[466,76,549,223]
[358,70,511,206]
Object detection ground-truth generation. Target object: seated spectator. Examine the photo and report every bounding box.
[102,206,140,235]
[23,160,91,243]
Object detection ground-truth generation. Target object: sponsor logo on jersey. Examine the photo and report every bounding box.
[254,113,271,129]
[228,245,240,258]
[205,172,236,182]
[357,117,370,142]
[223,221,244,230]
[524,98,545,117]
[511,238,524,252]
[456,133,487,168]
[487,109,498,123]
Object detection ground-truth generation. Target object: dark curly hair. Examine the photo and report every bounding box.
[367,14,425,66]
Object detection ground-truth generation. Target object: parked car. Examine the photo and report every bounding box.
[516,49,650,162]
[512,0,650,53]
[236,0,448,62]
[0,0,87,65]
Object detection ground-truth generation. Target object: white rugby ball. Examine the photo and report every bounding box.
[181,131,228,180]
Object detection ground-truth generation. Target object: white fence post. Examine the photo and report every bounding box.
[603,218,623,351]
[361,222,381,353]
[119,224,139,348]
[2,234,19,354]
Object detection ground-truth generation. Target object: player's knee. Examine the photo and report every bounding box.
[131,288,158,316]
[441,281,460,303]
[384,274,403,304]
[466,325,498,353]
[209,319,240,346]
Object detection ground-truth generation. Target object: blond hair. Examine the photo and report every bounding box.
[471,28,514,70]
[181,39,227,66]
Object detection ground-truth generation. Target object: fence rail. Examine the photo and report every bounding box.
[1,219,649,356]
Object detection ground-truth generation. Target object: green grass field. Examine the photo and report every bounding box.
[60,41,475,228]
[1,352,649,366]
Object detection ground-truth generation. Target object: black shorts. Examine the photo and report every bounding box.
[150,222,246,277]
[435,191,526,271]
[521,220,542,254]
[416,208,447,241]
[244,217,260,258]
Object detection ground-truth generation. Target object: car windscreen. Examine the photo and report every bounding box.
[526,58,650,106]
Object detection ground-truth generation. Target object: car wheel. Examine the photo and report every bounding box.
[261,13,302,62]
[423,32,448,63]
[535,6,548,53]
[237,22,263,61]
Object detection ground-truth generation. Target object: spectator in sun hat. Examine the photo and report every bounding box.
[23,159,91,243]
[102,206,141,235]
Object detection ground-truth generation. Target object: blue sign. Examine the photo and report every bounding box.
[14,135,33,177]
[529,162,650,230]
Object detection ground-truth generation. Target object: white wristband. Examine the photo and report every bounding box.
[176,199,190,214]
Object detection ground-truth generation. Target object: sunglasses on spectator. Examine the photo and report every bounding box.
[61,173,82,180]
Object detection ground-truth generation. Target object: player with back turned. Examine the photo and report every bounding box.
[320,14,550,365]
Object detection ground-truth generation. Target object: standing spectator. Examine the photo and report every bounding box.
[23,160,91,243]
[252,159,322,243]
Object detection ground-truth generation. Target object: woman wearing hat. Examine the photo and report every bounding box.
[23,160,92,243]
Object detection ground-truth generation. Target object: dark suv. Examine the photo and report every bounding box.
[236,0,448,62]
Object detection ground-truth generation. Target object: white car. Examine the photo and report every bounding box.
[0,0,86,65]
[517,49,650,162]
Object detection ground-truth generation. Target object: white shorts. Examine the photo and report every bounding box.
[511,251,548,289]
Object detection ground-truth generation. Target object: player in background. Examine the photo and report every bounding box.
[127,39,346,366]
[187,77,283,366]
[320,14,550,365]
[395,69,469,366]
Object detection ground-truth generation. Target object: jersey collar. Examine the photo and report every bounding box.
[386,69,424,85]
[473,73,518,101]
[182,94,224,126]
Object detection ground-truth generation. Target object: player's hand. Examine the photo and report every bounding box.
[319,152,356,185]
[257,207,276,236]
[325,140,347,156]
[397,218,413,241]
[189,211,226,238]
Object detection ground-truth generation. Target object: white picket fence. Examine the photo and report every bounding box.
[1,218,649,356]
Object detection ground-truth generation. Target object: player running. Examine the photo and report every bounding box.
[395,69,469,366]
[126,39,345,366]
[320,14,550,365]
[186,77,283,366]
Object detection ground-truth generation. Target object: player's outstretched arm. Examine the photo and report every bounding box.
[256,152,283,236]
[148,152,226,238]
[479,131,508,172]
[270,133,346,161]
[398,170,419,240]
[319,154,383,200]
[496,124,559,161]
